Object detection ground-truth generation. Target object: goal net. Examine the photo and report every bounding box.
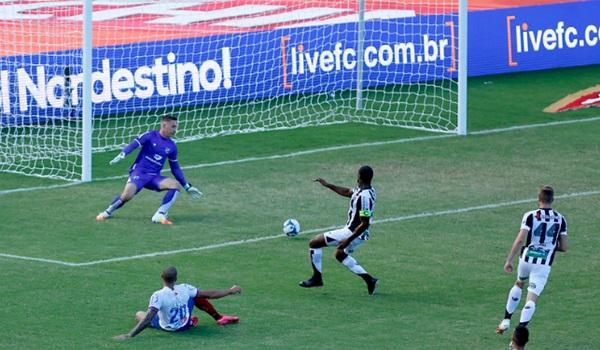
[0,0,464,181]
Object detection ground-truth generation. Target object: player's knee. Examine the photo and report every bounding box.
[163,178,179,190]
[335,249,347,262]
[135,311,146,322]
[515,280,525,288]
[308,236,324,248]
[121,193,133,202]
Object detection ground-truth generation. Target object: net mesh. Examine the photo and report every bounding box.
[0,0,459,181]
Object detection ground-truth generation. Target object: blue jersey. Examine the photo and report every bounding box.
[122,130,187,186]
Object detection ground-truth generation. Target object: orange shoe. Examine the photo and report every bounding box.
[216,315,239,326]
[152,213,173,225]
[96,211,111,221]
[191,316,199,327]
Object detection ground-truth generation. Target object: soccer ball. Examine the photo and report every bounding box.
[283,219,300,236]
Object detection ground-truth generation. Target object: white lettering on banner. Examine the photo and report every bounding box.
[18,66,47,111]
[3,48,232,113]
[513,20,600,53]
[46,75,65,108]
[148,5,285,25]
[0,70,10,114]
[0,1,150,21]
[214,7,349,28]
[287,36,449,77]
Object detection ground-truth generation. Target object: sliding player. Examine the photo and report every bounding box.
[96,114,203,224]
[299,165,379,295]
[113,266,241,340]
[496,186,568,334]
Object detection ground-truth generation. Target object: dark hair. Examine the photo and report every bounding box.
[161,266,178,284]
[162,114,178,121]
[538,185,554,204]
[358,165,374,184]
[512,326,529,347]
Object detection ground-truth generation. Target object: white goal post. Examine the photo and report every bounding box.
[0,0,467,182]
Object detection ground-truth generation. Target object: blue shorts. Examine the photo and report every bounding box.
[128,170,166,193]
[150,297,196,332]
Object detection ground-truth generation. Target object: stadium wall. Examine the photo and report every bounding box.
[0,1,598,125]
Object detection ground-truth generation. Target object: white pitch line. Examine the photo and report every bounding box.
[1,115,599,196]
[2,189,598,267]
[0,253,79,267]
[470,115,600,136]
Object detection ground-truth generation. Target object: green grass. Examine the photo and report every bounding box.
[1,65,600,349]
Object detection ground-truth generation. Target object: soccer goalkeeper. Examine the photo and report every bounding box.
[96,114,203,224]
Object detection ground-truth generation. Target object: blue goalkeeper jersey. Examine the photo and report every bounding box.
[122,130,187,185]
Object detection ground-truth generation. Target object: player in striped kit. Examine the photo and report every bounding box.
[496,186,568,334]
[299,165,379,295]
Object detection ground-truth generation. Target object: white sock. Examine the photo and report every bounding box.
[156,190,178,216]
[310,248,322,273]
[341,256,367,275]
[520,300,536,324]
[506,285,522,315]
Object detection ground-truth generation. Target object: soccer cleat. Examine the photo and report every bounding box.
[190,316,199,327]
[366,277,379,295]
[299,277,323,288]
[95,211,111,221]
[496,319,511,334]
[216,315,240,326]
[152,212,173,225]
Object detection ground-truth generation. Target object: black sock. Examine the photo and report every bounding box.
[311,267,322,281]
[358,273,374,283]
[505,310,513,320]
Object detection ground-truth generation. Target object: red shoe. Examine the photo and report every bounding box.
[216,315,239,326]
[190,316,199,327]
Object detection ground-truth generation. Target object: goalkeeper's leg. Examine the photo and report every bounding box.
[96,182,137,220]
[151,177,180,224]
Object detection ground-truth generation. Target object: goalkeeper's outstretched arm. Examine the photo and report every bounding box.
[109,133,150,165]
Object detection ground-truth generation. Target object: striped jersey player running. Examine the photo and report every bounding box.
[496,186,568,335]
[299,165,379,295]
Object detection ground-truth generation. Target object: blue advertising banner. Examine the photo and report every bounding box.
[469,1,600,76]
[0,0,598,125]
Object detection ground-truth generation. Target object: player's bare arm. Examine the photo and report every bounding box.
[556,235,569,252]
[197,285,242,299]
[314,178,352,197]
[113,307,158,340]
[338,217,370,251]
[504,229,528,273]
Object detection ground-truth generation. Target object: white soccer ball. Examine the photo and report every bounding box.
[283,219,300,236]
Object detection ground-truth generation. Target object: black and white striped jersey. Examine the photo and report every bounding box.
[346,186,376,231]
[519,208,567,266]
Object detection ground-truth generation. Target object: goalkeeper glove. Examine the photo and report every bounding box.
[109,152,126,165]
[184,183,203,200]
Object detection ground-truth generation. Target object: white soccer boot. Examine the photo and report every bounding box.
[152,212,173,225]
[495,319,511,334]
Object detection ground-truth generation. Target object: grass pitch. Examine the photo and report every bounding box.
[0,65,599,349]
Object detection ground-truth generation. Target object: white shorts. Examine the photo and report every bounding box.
[517,259,551,296]
[323,227,369,254]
